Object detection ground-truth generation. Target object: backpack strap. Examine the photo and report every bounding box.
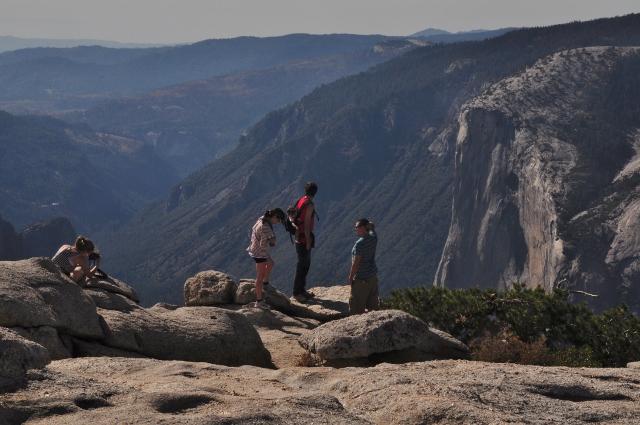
[296,199,320,221]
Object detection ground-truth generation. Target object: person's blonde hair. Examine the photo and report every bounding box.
[74,235,94,253]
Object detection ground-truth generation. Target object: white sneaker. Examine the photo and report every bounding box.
[254,299,271,310]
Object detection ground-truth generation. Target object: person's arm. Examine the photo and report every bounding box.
[90,255,101,276]
[349,254,361,285]
[304,204,313,250]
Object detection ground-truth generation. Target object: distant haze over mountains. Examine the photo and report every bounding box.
[0,29,515,56]
[0,28,516,54]
[0,35,169,53]
[0,34,392,115]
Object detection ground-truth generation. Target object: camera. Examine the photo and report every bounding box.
[89,251,101,261]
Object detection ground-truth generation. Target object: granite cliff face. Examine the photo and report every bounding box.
[435,47,640,311]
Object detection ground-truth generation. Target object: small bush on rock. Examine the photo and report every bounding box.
[296,352,323,367]
[471,329,553,366]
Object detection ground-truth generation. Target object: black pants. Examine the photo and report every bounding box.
[293,242,311,296]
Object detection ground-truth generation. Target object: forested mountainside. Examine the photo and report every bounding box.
[101,15,640,306]
[0,111,178,233]
[83,39,427,177]
[0,34,390,114]
[0,45,172,66]
[435,47,640,312]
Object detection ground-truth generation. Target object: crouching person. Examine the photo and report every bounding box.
[348,219,379,315]
[52,235,101,284]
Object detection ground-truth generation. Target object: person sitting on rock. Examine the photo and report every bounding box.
[247,208,285,309]
[52,235,101,283]
[348,219,379,315]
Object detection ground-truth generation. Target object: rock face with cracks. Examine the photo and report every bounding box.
[435,47,640,312]
[1,357,640,424]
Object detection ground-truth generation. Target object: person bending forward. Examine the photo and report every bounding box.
[247,208,285,309]
[52,235,101,284]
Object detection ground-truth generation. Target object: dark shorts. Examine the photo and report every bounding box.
[253,257,268,264]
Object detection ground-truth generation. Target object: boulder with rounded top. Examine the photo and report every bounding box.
[0,258,104,339]
[299,309,468,360]
[184,270,237,306]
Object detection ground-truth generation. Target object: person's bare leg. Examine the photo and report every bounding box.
[70,266,85,284]
[263,256,275,284]
[255,262,266,301]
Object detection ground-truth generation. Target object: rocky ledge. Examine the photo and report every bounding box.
[2,261,639,423]
[1,357,639,424]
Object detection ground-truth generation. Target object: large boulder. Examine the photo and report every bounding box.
[17,216,76,258]
[97,303,273,368]
[8,326,71,360]
[0,327,50,384]
[184,270,237,306]
[299,310,468,360]
[0,258,104,339]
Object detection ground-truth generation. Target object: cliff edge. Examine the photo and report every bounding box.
[435,46,640,312]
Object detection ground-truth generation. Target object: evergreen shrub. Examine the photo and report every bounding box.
[381,284,640,367]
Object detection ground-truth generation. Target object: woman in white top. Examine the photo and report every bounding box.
[247,208,285,309]
[52,235,101,283]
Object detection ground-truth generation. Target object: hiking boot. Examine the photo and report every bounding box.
[254,299,271,310]
[293,293,308,304]
[302,290,315,298]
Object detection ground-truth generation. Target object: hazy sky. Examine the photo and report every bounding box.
[2,0,639,44]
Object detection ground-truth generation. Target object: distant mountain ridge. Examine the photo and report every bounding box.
[82,38,427,177]
[0,35,170,53]
[101,14,640,306]
[410,28,450,37]
[0,34,392,114]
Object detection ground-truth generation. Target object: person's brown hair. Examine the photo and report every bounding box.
[356,218,370,228]
[262,208,285,222]
[74,235,94,253]
[304,182,318,197]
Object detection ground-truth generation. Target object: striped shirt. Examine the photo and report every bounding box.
[352,230,378,279]
[246,219,273,259]
[52,245,81,274]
